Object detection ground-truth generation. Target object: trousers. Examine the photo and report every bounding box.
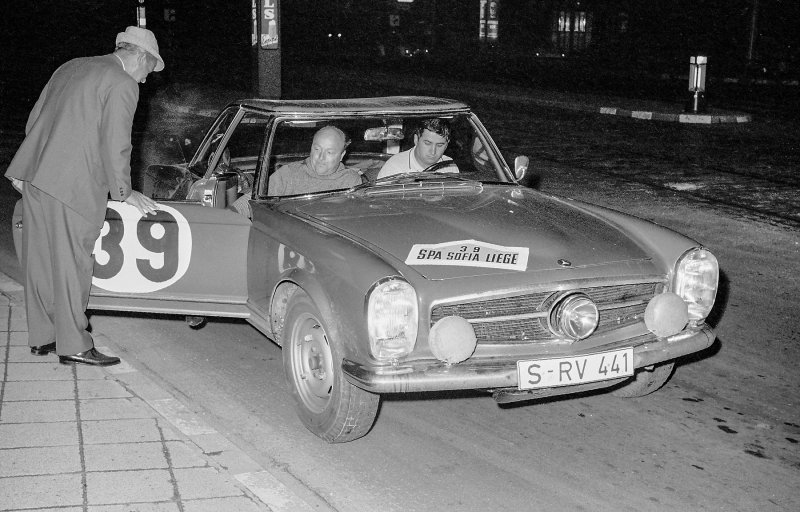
[21,184,99,355]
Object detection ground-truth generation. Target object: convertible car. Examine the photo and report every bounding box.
[13,97,719,442]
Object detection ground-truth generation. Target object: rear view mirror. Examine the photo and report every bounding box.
[364,126,404,141]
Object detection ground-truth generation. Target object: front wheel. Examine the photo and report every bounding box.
[611,361,675,398]
[282,291,380,442]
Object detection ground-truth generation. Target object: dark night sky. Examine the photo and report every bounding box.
[1,0,797,92]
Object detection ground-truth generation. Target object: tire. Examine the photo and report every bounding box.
[611,361,675,398]
[282,291,380,442]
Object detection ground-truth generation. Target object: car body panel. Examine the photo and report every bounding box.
[293,185,653,280]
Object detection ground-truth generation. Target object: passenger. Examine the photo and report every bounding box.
[268,125,362,196]
[377,118,456,179]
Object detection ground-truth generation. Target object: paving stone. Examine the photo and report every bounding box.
[88,503,180,512]
[0,399,77,423]
[8,307,26,331]
[149,398,217,436]
[0,445,81,477]
[8,331,28,345]
[79,397,158,421]
[79,379,133,399]
[183,496,268,512]
[0,422,79,448]
[110,372,174,402]
[164,440,208,468]
[157,422,182,442]
[76,364,108,380]
[204,447,263,475]
[190,432,234,455]
[84,441,168,472]
[3,379,76,401]
[82,418,162,445]
[6,361,73,380]
[86,469,175,505]
[25,508,83,512]
[0,473,84,509]
[7,345,57,363]
[173,467,243,500]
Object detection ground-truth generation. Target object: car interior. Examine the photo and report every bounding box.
[143,111,507,218]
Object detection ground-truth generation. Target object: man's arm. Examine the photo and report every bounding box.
[376,152,406,179]
[100,78,138,202]
[101,78,157,215]
[268,166,289,196]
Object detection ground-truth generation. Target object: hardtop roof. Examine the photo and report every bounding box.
[230,96,471,116]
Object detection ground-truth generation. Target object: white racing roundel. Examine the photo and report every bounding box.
[92,202,192,293]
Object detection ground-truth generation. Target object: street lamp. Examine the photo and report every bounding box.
[687,55,707,113]
[136,0,146,29]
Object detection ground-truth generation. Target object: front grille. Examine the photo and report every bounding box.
[430,282,663,345]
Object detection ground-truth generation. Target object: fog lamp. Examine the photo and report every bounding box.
[644,292,689,337]
[429,316,477,364]
[550,293,598,340]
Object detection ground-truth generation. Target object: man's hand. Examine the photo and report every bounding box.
[124,190,159,216]
[8,177,24,193]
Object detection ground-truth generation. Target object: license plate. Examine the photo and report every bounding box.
[517,348,634,390]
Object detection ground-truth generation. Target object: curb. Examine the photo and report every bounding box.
[0,273,321,512]
[597,106,752,124]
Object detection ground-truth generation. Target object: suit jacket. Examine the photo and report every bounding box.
[5,54,138,229]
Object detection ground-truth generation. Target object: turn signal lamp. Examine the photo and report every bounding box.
[673,248,719,323]
[549,293,599,340]
[367,278,418,361]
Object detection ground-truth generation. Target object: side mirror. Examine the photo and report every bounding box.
[513,155,529,181]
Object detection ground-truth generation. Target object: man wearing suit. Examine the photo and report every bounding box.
[5,27,163,366]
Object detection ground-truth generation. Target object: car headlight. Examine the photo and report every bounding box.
[549,293,599,340]
[367,278,418,362]
[673,247,719,323]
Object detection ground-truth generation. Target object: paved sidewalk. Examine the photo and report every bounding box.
[0,274,316,512]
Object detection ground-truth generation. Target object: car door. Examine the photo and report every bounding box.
[88,107,273,316]
[11,107,270,319]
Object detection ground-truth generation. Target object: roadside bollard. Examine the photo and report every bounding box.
[687,55,707,113]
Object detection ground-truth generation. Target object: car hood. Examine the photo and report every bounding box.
[292,184,652,280]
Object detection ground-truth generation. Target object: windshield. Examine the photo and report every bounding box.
[259,113,511,199]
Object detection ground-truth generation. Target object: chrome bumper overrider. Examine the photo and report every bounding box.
[342,326,715,394]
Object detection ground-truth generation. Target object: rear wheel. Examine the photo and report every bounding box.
[612,361,675,398]
[282,291,379,442]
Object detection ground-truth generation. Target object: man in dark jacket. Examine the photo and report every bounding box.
[5,26,163,365]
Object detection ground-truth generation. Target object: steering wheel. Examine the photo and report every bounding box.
[422,160,458,173]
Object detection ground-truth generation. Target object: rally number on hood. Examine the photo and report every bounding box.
[92,202,192,293]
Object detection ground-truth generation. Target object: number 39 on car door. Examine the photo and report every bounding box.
[88,201,251,313]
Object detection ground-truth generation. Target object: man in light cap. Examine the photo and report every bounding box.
[4,27,164,366]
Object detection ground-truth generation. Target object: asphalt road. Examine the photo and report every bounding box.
[1,74,798,511]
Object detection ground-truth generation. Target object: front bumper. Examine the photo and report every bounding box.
[342,325,715,394]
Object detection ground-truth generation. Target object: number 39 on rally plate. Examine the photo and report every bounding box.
[517,348,634,390]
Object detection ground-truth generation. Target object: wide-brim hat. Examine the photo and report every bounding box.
[116,26,165,72]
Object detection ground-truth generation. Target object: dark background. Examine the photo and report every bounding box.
[1,0,797,103]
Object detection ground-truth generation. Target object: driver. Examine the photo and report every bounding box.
[377,118,456,179]
[268,125,362,196]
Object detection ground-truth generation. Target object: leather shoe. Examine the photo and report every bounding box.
[59,348,120,367]
[30,342,57,356]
